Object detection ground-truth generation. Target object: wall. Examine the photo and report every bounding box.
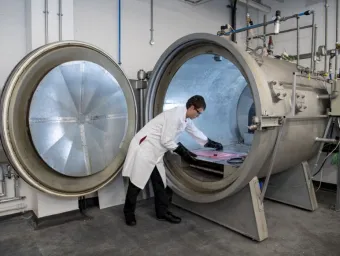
[74,0,233,78]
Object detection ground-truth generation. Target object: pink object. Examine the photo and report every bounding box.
[192,150,247,160]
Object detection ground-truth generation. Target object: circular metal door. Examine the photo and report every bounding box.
[0,41,137,197]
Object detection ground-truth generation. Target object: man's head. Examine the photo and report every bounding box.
[185,95,206,119]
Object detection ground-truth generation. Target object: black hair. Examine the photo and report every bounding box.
[186,95,206,110]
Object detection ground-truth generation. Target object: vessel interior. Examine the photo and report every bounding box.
[163,53,256,181]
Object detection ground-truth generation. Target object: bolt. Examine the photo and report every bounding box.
[283,93,287,97]
[301,95,305,98]
[304,106,307,109]
[276,93,281,96]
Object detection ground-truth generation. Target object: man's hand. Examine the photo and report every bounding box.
[173,142,197,162]
[204,138,223,151]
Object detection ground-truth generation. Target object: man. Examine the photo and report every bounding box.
[122,95,223,226]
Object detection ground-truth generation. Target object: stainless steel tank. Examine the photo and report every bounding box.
[0,33,330,201]
[146,33,330,203]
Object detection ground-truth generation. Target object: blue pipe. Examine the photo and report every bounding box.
[220,10,312,36]
[118,0,121,65]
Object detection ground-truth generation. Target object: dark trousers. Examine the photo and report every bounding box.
[124,167,173,218]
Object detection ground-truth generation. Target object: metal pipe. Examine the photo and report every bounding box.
[246,0,249,50]
[221,10,311,37]
[335,0,339,84]
[149,0,154,45]
[291,72,297,116]
[325,0,328,73]
[0,166,5,197]
[58,0,63,41]
[311,11,315,73]
[0,166,25,204]
[314,25,318,73]
[315,137,338,143]
[0,197,25,204]
[249,24,312,40]
[44,0,49,44]
[231,0,238,42]
[313,117,333,173]
[263,15,267,48]
[118,0,122,64]
[297,17,300,69]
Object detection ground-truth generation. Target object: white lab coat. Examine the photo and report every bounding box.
[122,105,208,189]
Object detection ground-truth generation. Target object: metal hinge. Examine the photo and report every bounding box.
[249,115,284,130]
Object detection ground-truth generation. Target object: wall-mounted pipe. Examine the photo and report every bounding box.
[44,0,49,44]
[324,0,328,73]
[0,166,26,204]
[58,0,63,41]
[0,166,5,197]
[149,0,155,45]
[335,0,339,81]
[311,11,315,73]
[314,25,318,74]
[118,0,122,64]
[231,0,238,42]
[297,17,300,69]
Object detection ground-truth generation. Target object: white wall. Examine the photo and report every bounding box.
[74,0,232,78]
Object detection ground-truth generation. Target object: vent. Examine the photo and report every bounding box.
[178,0,213,6]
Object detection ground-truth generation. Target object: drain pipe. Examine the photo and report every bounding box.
[118,0,122,65]
[58,0,63,41]
[44,0,49,44]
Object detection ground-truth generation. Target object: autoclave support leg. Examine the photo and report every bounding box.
[264,161,318,211]
[172,177,268,242]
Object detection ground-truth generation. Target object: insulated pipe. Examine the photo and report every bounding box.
[44,0,49,44]
[58,0,63,41]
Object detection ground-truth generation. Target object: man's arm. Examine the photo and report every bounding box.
[185,120,208,146]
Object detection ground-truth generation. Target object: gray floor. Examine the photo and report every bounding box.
[1,190,340,256]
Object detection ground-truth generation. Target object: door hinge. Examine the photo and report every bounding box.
[249,115,284,131]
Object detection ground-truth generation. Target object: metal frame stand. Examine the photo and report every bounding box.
[172,177,268,242]
[264,161,318,211]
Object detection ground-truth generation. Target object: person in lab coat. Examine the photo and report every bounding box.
[122,95,223,226]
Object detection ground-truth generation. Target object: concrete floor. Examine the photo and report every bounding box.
[1,190,340,256]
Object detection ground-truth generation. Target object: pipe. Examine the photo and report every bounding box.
[291,72,297,116]
[335,0,339,82]
[44,0,49,44]
[231,0,237,42]
[315,137,338,143]
[314,25,318,73]
[246,0,249,50]
[311,11,315,73]
[221,10,312,37]
[249,24,312,40]
[317,92,339,99]
[149,0,154,45]
[58,0,63,41]
[0,166,5,197]
[325,0,328,73]
[263,15,267,48]
[0,203,27,214]
[297,17,300,69]
[118,0,122,64]
[0,166,25,204]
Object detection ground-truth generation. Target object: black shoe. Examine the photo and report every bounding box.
[125,215,136,226]
[157,211,181,224]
